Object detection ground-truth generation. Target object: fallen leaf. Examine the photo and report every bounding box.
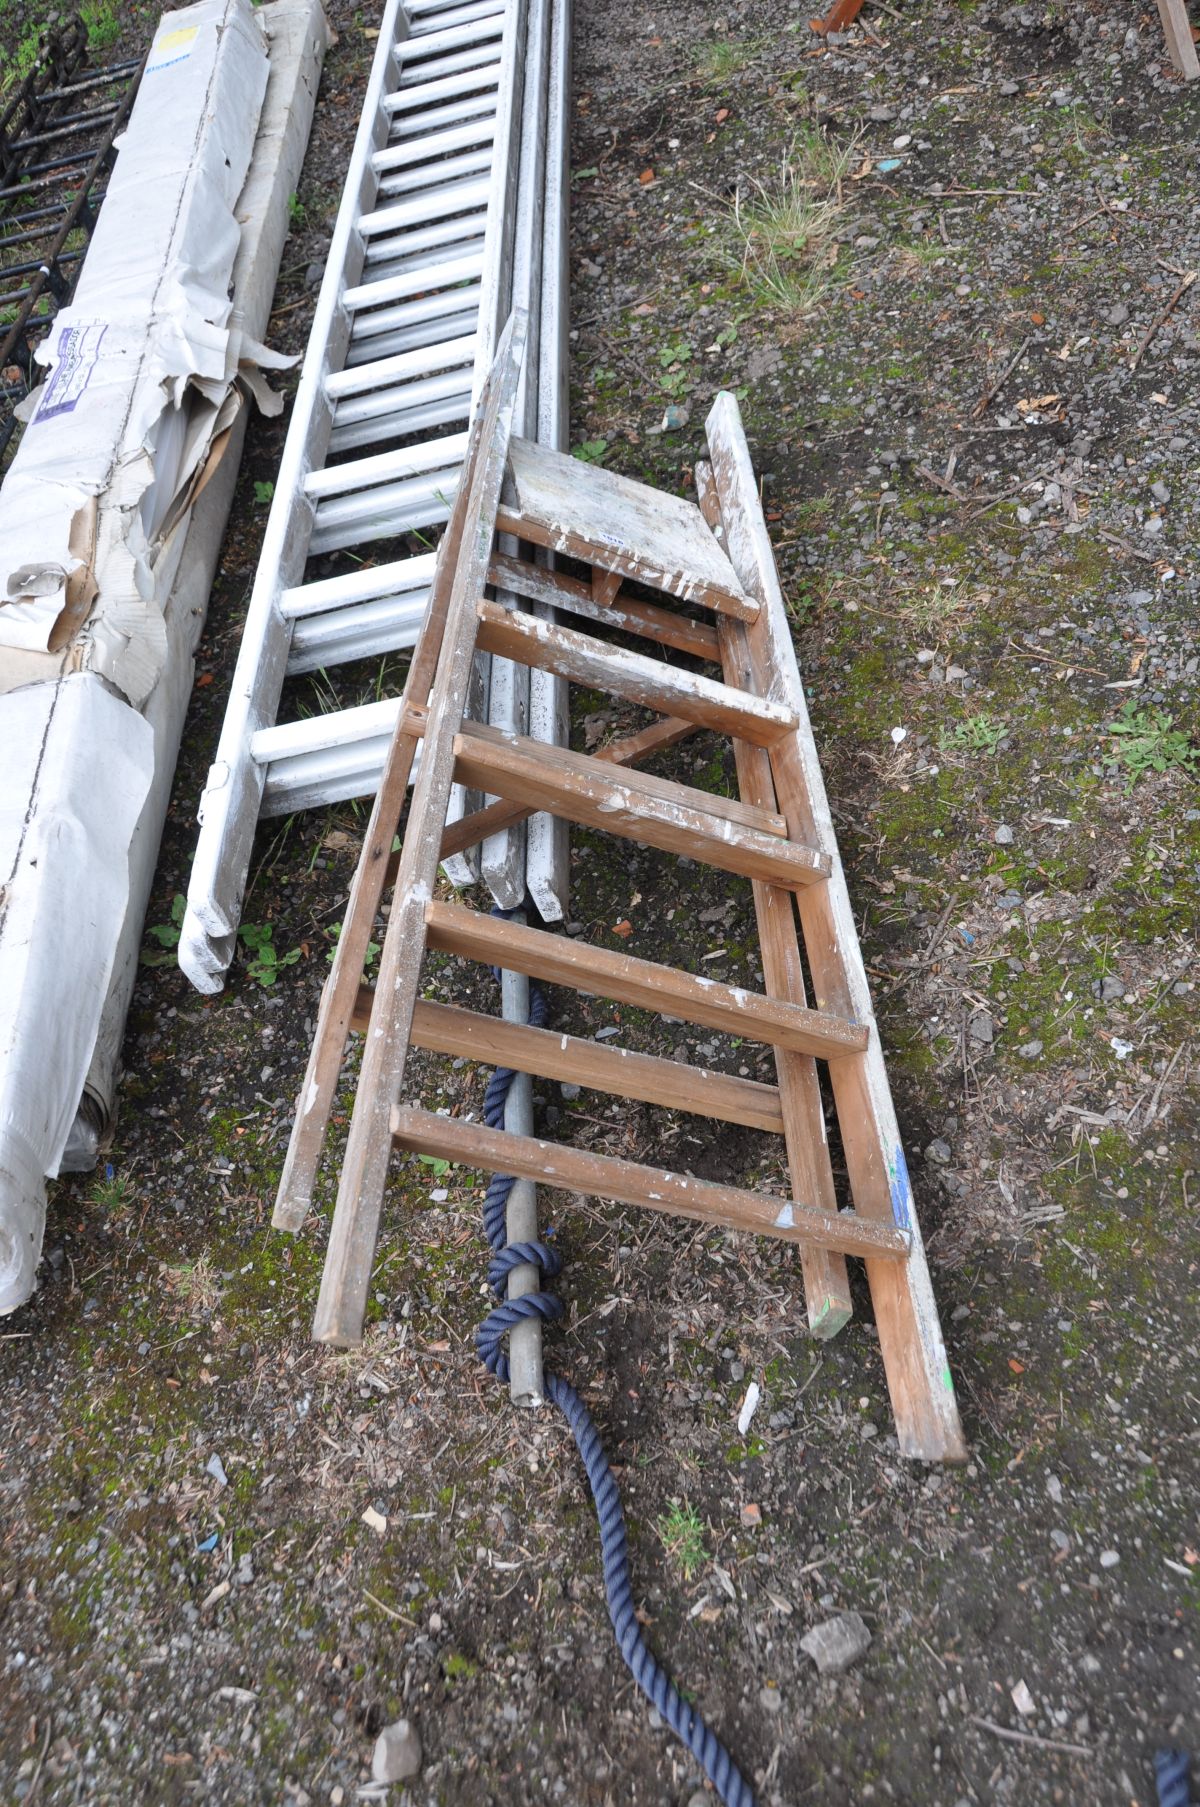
[639,167,655,184]
[849,287,866,300]
[1030,311,1045,325]
[195,672,214,688]
[715,107,730,124]
[612,919,633,938]
[1015,393,1061,414]
[1008,1357,1026,1374]
[1185,1547,1199,1566]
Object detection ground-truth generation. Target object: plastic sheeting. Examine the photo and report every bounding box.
[0,677,153,1313]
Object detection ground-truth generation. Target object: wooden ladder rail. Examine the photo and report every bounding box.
[700,391,966,1464]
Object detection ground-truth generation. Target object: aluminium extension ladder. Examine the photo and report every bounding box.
[179,0,571,994]
[273,315,967,1467]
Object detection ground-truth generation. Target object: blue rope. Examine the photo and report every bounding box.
[1156,1751,1192,1807]
[474,916,756,1807]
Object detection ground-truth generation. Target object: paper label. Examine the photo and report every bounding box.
[35,323,107,424]
[147,23,199,74]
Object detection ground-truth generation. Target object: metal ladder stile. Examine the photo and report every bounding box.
[180,0,565,992]
[279,329,967,1461]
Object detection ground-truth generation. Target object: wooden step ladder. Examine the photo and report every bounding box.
[273,312,967,1464]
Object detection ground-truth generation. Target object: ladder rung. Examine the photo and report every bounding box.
[346,297,479,364]
[395,15,503,65]
[342,248,484,312]
[451,722,832,892]
[358,174,492,236]
[332,368,472,431]
[388,89,501,140]
[279,552,436,621]
[328,390,472,455]
[363,216,488,270]
[378,143,494,198]
[326,330,477,400]
[287,593,426,675]
[394,42,502,91]
[371,117,496,175]
[303,429,467,500]
[392,1108,909,1261]
[310,475,455,555]
[501,435,757,621]
[488,551,719,662]
[410,0,505,32]
[474,600,798,748]
[250,697,402,767]
[423,902,870,1059]
[400,1000,787,1132]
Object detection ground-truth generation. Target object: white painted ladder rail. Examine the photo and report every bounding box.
[179,0,532,991]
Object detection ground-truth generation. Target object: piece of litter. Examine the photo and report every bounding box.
[197,1532,219,1554]
[201,1579,231,1612]
[362,1506,388,1535]
[740,1502,762,1528]
[890,726,908,745]
[1110,1037,1134,1061]
[206,1454,228,1488]
[1011,1679,1036,1716]
[737,1380,761,1435]
[372,1718,423,1783]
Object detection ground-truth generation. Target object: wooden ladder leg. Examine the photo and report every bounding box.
[703,393,966,1463]
[308,311,528,1347]
[1156,0,1200,79]
[713,607,853,1340]
[273,355,514,1235]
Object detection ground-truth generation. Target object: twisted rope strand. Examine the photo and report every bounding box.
[475,917,756,1807]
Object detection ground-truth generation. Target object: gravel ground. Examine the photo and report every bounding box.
[2,2,1199,1804]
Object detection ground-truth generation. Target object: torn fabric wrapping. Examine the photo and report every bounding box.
[0,677,154,1314]
[0,0,271,707]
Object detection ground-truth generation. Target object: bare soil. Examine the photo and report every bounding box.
[2,2,1199,1805]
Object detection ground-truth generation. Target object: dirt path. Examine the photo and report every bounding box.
[2,2,1199,1804]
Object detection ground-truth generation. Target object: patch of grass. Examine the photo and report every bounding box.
[81,0,121,52]
[939,713,1009,757]
[287,191,306,229]
[724,127,855,315]
[693,37,758,85]
[164,1251,221,1316]
[1106,702,1198,790]
[89,1168,130,1215]
[253,479,275,507]
[655,1499,707,1580]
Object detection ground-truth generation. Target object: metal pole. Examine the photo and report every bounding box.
[500,928,544,1406]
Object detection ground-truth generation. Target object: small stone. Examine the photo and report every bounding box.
[661,404,690,431]
[925,1138,952,1166]
[560,1082,581,1100]
[1151,480,1170,506]
[1101,976,1124,1002]
[1000,78,1019,94]
[968,1011,994,1046]
[994,824,1014,845]
[206,1454,228,1488]
[1144,515,1164,537]
[1046,1474,1064,1504]
[688,1794,710,1807]
[800,1611,872,1676]
[372,1718,422,1783]
[1050,1529,1071,1554]
[758,1684,784,1713]
[1018,1039,1043,1059]
[740,1502,762,1528]
[1107,302,1129,326]
[1099,1548,1120,1569]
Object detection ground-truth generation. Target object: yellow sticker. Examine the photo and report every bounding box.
[148,24,198,71]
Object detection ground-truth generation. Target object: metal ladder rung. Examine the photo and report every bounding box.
[287,592,428,676]
[280,551,437,620]
[395,13,504,64]
[408,0,493,16]
[251,696,404,767]
[345,297,479,365]
[309,472,459,555]
[411,0,505,30]
[326,330,477,400]
[303,428,468,500]
[261,737,405,817]
[358,173,492,236]
[342,247,484,311]
[384,61,495,114]
[395,34,502,81]
[370,114,496,174]
[334,363,477,430]
[363,216,488,270]
[328,390,473,456]
[377,144,494,197]
[388,88,501,138]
